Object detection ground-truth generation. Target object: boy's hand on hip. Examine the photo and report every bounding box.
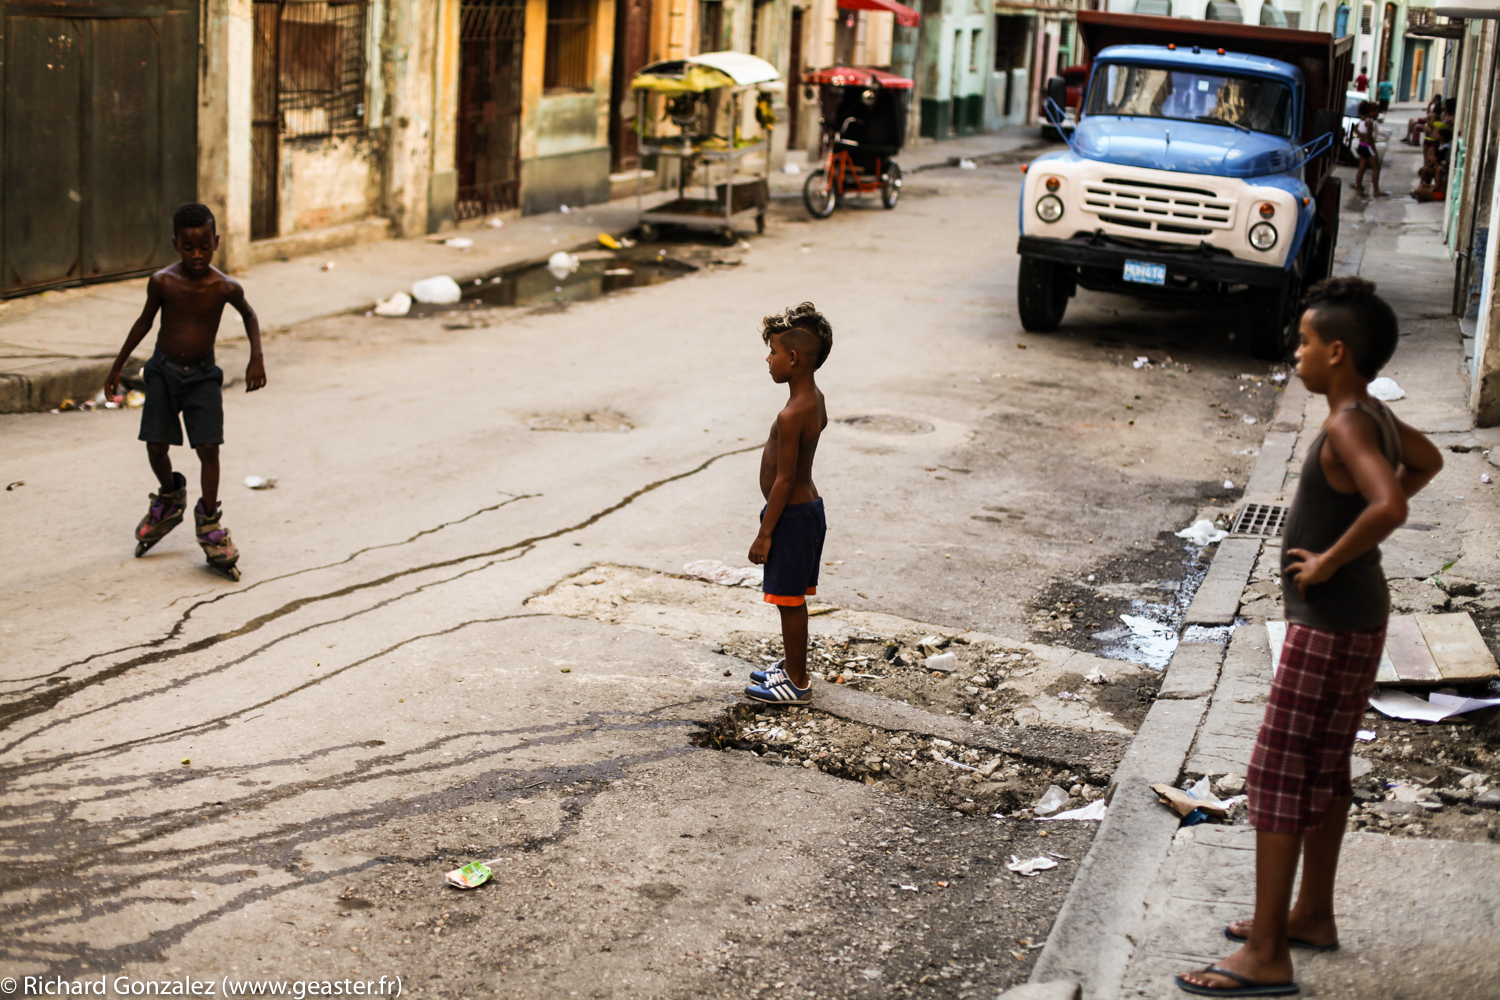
[749,534,772,565]
[245,355,267,392]
[1285,547,1333,596]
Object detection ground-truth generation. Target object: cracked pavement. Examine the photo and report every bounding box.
[4,159,1294,998]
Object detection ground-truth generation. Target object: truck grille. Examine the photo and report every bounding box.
[1082,177,1236,234]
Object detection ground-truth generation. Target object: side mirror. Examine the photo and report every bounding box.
[1046,76,1068,112]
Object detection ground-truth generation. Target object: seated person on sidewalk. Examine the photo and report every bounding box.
[1176,278,1443,998]
[1412,165,1440,203]
[1422,101,1453,167]
[1404,92,1442,144]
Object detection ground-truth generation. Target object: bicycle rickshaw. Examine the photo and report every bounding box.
[801,67,913,217]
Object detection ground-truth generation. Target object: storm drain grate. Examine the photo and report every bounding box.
[1231,503,1289,537]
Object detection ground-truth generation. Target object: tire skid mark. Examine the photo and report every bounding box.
[0,494,540,689]
[2,742,698,977]
[0,554,535,763]
[0,446,756,736]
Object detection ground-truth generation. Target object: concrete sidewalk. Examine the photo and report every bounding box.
[0,124,1048,413]
[1026,107,1500,1000]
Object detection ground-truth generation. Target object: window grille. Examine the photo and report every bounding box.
[277,0,368,137]
[1284,10,1300,28]
[544,0,591,91]
[1360,2,1373,33]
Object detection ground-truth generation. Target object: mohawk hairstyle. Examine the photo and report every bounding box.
[1301,276,1399,380]
[173,202,216,234]
[761,302,833,369]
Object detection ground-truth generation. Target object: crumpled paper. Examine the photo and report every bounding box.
[683,560,763,588]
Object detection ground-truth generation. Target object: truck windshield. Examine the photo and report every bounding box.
[1086,64,1295,137]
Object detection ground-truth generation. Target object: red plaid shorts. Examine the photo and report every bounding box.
[1247,623,1386,834]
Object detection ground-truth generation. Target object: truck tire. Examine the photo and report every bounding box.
[1017,255,1072,332]
[1248,274,1299,361]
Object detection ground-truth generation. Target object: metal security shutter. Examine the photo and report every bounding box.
[1,0,198,296]
[1206,0,1244,20]
[1134,0,1172,14]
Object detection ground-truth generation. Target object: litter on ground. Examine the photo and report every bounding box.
[445,857,504,889]
[1040,799,1108,822]
[547,251,579,279]
[411,276,462,304]
[1368,377,1405,401]
[682,560,762,588]
[1006,855,1058,876]
[373,291,413,316]
[1369,688,1500,722]
[1032,785,1069,816]
[244,476,277,490]
[1175,519,1229,546]
[443,237,473,249]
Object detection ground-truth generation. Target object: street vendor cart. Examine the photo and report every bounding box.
[631,52,783,244]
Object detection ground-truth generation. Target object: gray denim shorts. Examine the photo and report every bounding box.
[138,352,224,447]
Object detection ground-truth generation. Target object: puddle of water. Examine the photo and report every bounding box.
[1092,542,1214,671]
[407,249,699,316]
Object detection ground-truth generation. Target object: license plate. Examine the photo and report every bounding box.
[1123,259,1167,285]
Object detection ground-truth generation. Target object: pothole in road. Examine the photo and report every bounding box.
[526,411,633,433]
[839,414,936,435]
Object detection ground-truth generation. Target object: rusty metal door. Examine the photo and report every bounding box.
[456,0,525,219]
[608,0,651,173]
[251,0,281,240]
[1,0,198,296]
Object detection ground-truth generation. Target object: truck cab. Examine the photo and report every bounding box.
[1016,12,1352,359]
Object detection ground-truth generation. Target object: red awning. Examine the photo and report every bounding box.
[802,65,916,89]
[836,0,920,28]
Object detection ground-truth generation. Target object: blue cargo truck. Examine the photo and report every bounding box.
[1016,11,1354,359]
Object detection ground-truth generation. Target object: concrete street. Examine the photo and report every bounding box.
[3,116,1493,1000]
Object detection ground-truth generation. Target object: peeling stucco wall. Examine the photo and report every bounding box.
[278,134,386,234]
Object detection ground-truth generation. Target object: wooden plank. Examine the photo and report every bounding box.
[1384,614,1442,683]
[1415,612,1500,683]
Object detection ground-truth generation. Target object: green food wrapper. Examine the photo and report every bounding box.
[445,860,495,889]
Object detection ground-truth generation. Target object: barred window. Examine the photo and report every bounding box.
[278,0,368,136]
[544,0,591,91]
[1284,10,1300,28]
[1360,2,1373,32]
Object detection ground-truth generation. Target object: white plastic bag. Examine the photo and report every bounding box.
[411,276,462,304]
[1175,519,1228,546]
[373,291,412,316]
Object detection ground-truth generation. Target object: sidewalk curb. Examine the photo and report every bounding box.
[1027,378,1307,999]
[909,139,1052,174]
[0,356,143,414]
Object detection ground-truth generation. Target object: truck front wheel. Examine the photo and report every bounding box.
[1017,256,1073,332]
[1248,275,1299,361]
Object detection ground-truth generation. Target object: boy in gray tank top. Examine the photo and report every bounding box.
[1177,279,1444,997]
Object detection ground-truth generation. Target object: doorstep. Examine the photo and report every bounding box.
[247,217,392,266]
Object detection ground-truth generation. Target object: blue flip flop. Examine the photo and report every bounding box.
[1224,925,1340,952]
[1175,967,1300,997]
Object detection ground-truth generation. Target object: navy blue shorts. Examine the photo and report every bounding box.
[138,352,224,447]
[761,497,826,606]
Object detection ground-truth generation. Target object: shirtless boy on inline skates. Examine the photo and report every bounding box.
[106,203,266,580]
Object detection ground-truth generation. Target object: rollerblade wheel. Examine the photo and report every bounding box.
[224,565,241,582]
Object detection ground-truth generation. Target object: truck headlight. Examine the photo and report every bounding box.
[1036,195,1064,223]
[1248,222,1278,251]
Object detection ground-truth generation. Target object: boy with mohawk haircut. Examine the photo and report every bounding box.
[744,303,832,706]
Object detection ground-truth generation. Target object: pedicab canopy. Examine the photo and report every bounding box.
[834,0,920,28]
[631,51,784,93]
[802,66,915,89]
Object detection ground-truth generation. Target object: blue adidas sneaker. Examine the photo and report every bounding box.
[750,659,786,685]
[744,673,812,705]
